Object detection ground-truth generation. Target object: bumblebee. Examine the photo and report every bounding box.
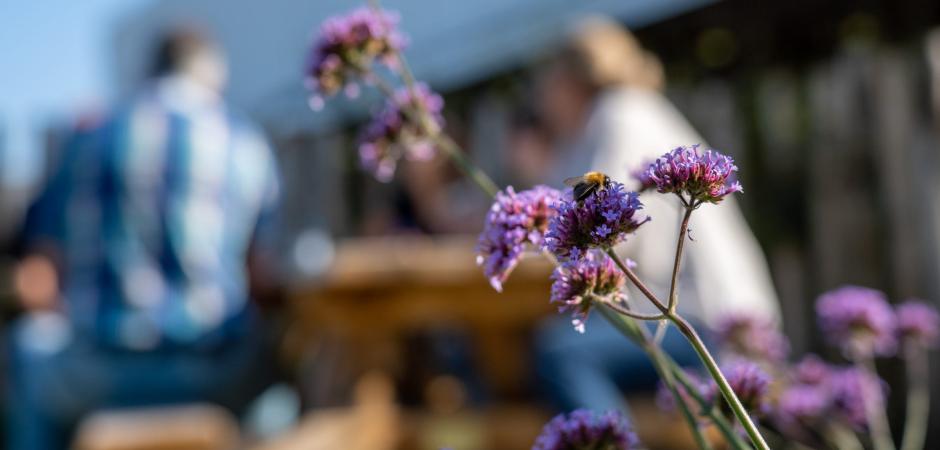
[564,171,611,202]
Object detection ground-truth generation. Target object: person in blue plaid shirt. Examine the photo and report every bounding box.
[7,29,282,450]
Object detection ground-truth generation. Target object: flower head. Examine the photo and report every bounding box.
[477,186,562,291]
[358,83,444,181]
[306,7,405,103]
[776,384,832,427]
[830,367,885,431]
[791,354,833,386]
[714,313,790,363]
[643,145,742,204]
[532,409,639,450]
[545,181,648,261]
[896,299,940,348]
[630,159,657,192]
[550,250,628,333]
[706,361,772,416]
[816,285,897,358]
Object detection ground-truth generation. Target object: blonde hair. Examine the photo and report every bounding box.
[557,16,664,91]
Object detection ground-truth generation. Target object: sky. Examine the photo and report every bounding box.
[0,0,152,190]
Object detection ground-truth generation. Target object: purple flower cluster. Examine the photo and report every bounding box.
[773,356,885,433]
[630,159,657,192]
[706,361,772,416]
[829,368,885,431]
[532,409,639,450]
[642,145,743,204]
[306,7,405,106]
[777,384,831,427]
[714,314,790,363]
[544,181,649,261]
[476,185,563,292]
[358,83,445,181]
[896,300,940,347]
[549,250,628,333]
[816,285,897,358]
[792,354,832,386]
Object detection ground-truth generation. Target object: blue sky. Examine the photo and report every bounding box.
[0,0,152,189]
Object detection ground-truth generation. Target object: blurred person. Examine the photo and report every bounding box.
[533,17,781,414]
[7,28,282,449]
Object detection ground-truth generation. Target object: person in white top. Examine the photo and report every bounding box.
[533,17,781,414]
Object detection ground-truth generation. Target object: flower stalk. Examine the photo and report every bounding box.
[604,246,770,450]
[900,343,930,450]
[668,201,696,314]
[598,306,713,450]
[600,305,753,450]
[857,357,896,450]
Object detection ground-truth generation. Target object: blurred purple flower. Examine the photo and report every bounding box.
[816,285,897,358]
[896,299,940,348]
[830,367,885,431]
[630,159,657,192]
[358,83,444,182]
[306,7,405,103]
[706,361,772,416]
[532,409,639,450]
[642,145,743,204]
[549,250,628,333]
[476,185,563,292]
[544,181,648,261]
[776,384,832,427]
[714,313,790,363]
[792,354,833,386]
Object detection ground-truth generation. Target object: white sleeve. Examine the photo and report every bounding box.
[588,89,781,326]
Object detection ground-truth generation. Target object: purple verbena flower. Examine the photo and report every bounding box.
[791,354,833,386]
[549,250,628,333]
[706,361,772,416]
[306,7,405,103]
[816,285,897,358]
[477,185,563,292]
[714,313,790,363]
[896,299,940,348]
[830,367,885,431]
[630,159,657,192]
[532,409,639,450]
[358,83,445,181]
[545,181,649,261]
[776,384,832,427]
[643,145,743,204]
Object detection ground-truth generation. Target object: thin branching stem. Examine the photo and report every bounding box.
[598,306,713,450]
[601,300,666,321]
[668,203,695,314]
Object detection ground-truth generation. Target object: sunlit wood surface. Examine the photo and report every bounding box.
[287,234,555,395]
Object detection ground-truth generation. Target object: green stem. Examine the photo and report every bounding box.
[900,342,930,450]
[601,307,754,450]
[605,246,768,449]
[429,133,500,197]
[856,357,896,450]
[668,314,770,450]
[668,204,694,314]
[598,306,713,450]
[826,423,864,450]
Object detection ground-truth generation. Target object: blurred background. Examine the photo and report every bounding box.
[3,0,940,448]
